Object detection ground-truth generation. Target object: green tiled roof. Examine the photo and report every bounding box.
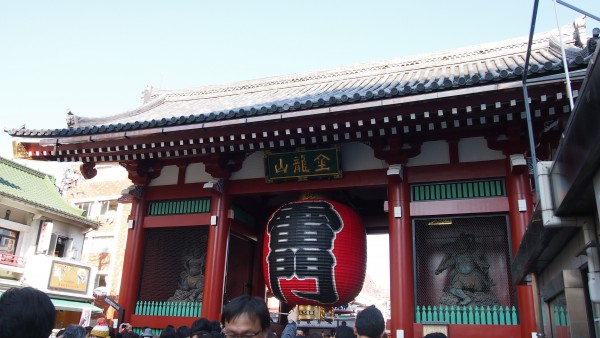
[0,157,96,226]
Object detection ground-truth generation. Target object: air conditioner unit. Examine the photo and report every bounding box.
[537,161,587,228]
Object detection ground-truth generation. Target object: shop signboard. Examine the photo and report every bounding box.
[265,146,342,183]
[48,260,91,294]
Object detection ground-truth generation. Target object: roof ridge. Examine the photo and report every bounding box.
[75,95,168,128]
[148,20,577,100]
[0,156,51,179]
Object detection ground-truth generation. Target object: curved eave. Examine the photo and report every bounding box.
[10,74,580,165]
[9,68,587,146]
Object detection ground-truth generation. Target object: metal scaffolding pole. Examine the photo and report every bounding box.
[522,0,540,191]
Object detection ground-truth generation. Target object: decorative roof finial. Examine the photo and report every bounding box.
[140,84,154,104]
[65,110,77,129]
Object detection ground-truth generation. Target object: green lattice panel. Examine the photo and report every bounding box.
[148,198,211,216]
[412,179,505,201]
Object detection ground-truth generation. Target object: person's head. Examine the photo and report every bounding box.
[177,325,192,338]
[191,318,212,334]
[423,333,447,338]
[90,318,110,338]
[593,27,600,38]
[190,331,215,338]
[0,287,56,338]
[160,325,178,338]
[334,326,355,338]
[141,327,154,338]
[221,296,271,338]
[62,324,88,338]
[354,306,385,338]
[210,321,222,333]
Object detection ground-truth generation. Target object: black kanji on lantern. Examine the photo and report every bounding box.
[266,200,343,304]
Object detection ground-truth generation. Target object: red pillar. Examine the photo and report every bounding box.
[388,165,414,338]
[118,188,147,323]
[506,156,536,338]
[201,182,232,321]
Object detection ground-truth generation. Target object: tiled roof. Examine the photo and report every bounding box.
[8,18,592,138]
[0,157,96,226]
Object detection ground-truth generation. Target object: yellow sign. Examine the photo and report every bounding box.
[48,261,91,294]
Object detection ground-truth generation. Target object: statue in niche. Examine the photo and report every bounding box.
[168,247,206,302]
[434,232,498,306]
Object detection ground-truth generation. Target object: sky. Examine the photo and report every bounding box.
[2,1,599,289]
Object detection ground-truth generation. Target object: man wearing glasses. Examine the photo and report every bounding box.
[219,296,272,338]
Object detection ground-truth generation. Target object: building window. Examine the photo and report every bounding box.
[49,235,71,258]
[0,227,18,255]
[99,200,117,216]
[77,202,94,217]
[95,274,107,288]
[76,200,118,219]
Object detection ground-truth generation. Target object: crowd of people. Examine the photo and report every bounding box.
[0,287,447,338]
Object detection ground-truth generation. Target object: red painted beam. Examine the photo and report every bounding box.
[407,160,506,183]
[129,314,196,330]
[142,161,506,199]
[145,183,210,200]
[228,169,387,195]
[410,197,509,216]
[143,214,212,228]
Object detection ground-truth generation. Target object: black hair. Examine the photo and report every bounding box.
[210,320,221,333]
[423,333,447,338]
[354,305,384,338]
[221,295,271,331]
[191,318,212,333]
[177,325,192,338]
[124,332,141,338]
[0,287,56,338]
[160,326,178,338]
[335,325,355,338]
[62,324,88,338]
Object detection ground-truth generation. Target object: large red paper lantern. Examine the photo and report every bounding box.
[263,199,366,307]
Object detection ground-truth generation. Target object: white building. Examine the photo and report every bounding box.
[0,157,101,328]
